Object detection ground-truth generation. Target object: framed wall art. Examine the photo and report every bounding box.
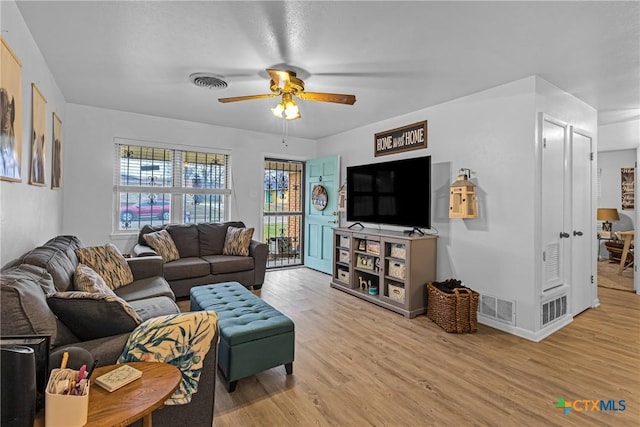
[621,167,634,210]
[0,37,23,182]
[30,83,47,186]
[51,112,62,189]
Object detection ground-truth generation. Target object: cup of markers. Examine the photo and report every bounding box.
[45,352,92,427]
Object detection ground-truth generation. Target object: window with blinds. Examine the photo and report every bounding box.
[114,141,230,232]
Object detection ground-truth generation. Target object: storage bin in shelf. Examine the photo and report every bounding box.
[389,243,406,260]
[388,260,406,280]
[387,283,405,303]
[338,249,350,264]
[339,235,350,248]
[337,269,349,282]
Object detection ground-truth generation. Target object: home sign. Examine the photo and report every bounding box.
[374,120,427,157]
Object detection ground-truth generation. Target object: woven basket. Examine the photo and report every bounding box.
[426,282,479,333]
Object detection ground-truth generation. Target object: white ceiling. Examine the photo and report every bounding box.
[16,1,640,140]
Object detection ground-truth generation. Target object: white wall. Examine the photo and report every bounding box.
[317,76,597,339]
[318,77,542,333]
[63,104,316,253]
[599,119,639,152]
[0,0,67,265]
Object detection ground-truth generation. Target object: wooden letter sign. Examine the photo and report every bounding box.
[374,120,427,157]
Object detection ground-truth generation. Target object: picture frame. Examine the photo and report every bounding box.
[0,37,23,182]
[0,335,51,411]
[358,239,366,251]
[30,83,47,186]
[51,112,62,189]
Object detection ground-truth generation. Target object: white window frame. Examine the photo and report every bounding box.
[113,138,232,234]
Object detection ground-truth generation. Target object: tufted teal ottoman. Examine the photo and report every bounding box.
[190,282,294,392]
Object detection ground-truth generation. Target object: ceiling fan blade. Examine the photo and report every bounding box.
[218,94,277,103]
[297,92,356,105]
[266,68,291,90]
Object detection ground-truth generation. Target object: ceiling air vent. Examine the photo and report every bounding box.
[189,73,228,90]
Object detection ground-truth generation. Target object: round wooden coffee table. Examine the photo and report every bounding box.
[87,362,180,427]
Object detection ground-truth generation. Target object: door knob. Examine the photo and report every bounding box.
[328,220,338,224]
[573,230,583,236]
[559,232,570,238]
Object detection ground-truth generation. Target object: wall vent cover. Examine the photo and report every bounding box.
[541,295,567,326]
[189,73,228,89]
[480,295,515,325]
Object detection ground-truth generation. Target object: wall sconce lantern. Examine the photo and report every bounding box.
[449,168,478,219]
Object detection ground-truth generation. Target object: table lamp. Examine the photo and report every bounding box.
[597,208,619,236]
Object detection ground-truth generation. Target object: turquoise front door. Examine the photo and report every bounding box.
[304,156,339,274]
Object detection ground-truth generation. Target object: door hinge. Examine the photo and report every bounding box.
[590,152,594,161]
[543,251,546,262]
[591,275,594,284]
[543,138,547,148]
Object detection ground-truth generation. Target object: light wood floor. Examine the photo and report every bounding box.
[208,268,639,427]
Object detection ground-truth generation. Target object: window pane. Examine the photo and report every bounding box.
[183,194,224,224]
[119,192,171,231]
[183,152,227,189]
[119,146,172,187]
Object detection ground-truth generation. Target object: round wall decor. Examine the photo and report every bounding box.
[311,185,328,211]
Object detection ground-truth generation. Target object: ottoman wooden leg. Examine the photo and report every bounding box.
[285,362,293,375]
[227,380,238,393]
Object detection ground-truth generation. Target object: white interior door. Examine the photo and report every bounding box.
[541,118,568,292]
[571,128,594,314]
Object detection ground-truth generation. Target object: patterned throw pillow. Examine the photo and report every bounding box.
[74,263,116,296]
[75,244,134,290]
[222,227,254,256]
[118,311,218,405]
[142,230,180,262]
[47,291,142,340]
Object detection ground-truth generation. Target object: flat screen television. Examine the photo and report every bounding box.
[347,156,431,229]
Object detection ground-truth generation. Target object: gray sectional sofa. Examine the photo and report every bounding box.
[134,221,269,297]
[0,235,218,427]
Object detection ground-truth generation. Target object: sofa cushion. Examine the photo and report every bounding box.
[202,255,254,274]
[165,224,199,258]
[73,263,116,296]
[75,244,134,290]
[222,227,254,257]
[163,257,210,281]
[143,230,180,262]
[198,221,245,256]
[118,311,218,405]
[19,245,77,292]
[47,291,142,340]
[128,296,181,321]
[114,276,175,302]
[1,266,59,344]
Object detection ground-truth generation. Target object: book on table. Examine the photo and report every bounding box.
[95,364,143,392]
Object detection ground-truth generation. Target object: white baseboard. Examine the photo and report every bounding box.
[477,314,573,342]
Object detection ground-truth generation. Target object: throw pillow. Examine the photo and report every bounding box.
[222,226,254,256]
[75,244,134,290]
[47,291,142,340]
[73,263,116,296]
[142,230,180,262]
[118,311,218,405]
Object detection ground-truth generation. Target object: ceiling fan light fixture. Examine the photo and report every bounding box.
[271,102,285,117]
[284,102,300,120]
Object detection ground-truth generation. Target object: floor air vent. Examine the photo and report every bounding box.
[541,295,567,326]
[480,295,515,325]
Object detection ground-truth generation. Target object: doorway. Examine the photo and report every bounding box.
[596,148,636,293]
[263,159,304,268]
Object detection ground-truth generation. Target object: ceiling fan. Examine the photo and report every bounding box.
[218,69,356,120]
